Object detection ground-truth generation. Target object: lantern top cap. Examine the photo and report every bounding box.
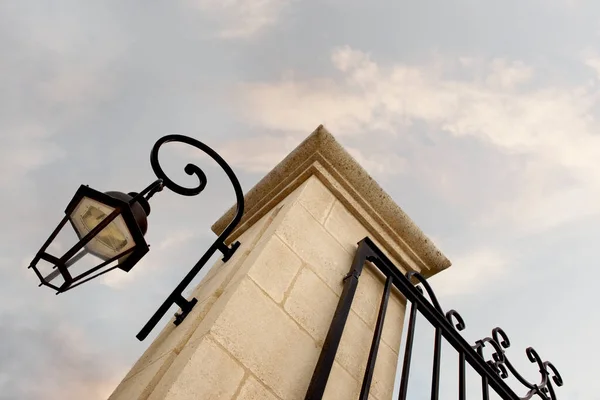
[212,125,451,277]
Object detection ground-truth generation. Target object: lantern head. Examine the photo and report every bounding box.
[29,185,151,293]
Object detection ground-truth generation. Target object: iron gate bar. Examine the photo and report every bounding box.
[364,238,521,400]
[307,237,530,400]
[305,236,562,399]
[458,351,466,400]
[304,242,372,399]
[359,276,392,400]
[397,298,418,400]
[477,346,491,400]
[431,326,442,400]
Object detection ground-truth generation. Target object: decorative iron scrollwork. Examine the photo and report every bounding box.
[136,134,245,341]
[150,135,210,196]
[474,327,563,400]
[409,271,563,399]
[446,309,466,331]
[148,134,245,259]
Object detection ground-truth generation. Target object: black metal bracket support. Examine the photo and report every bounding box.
[173,295,199,326]
[217,240,241,262]
[136,134,245,341]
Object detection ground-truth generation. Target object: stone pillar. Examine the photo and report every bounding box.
[109,126,450,400]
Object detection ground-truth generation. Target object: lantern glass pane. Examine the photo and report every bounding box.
[65,248,115,282]
[36,259,66,288]
[69,196,135,261]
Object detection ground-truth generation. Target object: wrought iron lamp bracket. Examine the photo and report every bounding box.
[135,134,245,341]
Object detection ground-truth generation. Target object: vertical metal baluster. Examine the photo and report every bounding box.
[398,300,419,400]
[458,352,466,400]
[431,327,442,400]
[359,276,393,400]
[477,347,490,400]
[482,376,490,400]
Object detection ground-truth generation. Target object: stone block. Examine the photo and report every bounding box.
[336,310,374,381]
[109,351,176,400]
[381,288,406,354]
[353,264,386,329]
[236,376,280,400]
[275,203,353,295]
[324,200,419,274]
[370,342,400,400]
[323,361,359,400]
[324,200,369,254]
[297,176,336,224]
[248,236,303,303]
[148,336,244,400]
[122,210,276,382]
[123,293,218,381]
[284,267,339,344]
[211,278,320,400]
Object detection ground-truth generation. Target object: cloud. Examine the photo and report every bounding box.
[0,316,122,400]
[215,135,301,172]
[0,124,65,186]
[101,230,196,289]
[0,1,127,220]
[234,45,600,232]
[345,147,408,176]
[186,0,293,39]
[429,248,510,297]
[180,131,409,177]
[235,78,378,135]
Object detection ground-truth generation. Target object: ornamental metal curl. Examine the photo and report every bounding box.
[473,327,563,400]
[148,134,244,259]
[446,309,466,331]
[407,271,444,313]
[136,134,245,341]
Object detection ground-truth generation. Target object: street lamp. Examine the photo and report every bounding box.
[28,134,245,341]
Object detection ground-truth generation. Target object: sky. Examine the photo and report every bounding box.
[0,0,598,399]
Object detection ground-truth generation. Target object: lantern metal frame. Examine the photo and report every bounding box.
[29,184,154,293]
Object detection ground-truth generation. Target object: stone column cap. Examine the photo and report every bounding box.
[212,125,451,276]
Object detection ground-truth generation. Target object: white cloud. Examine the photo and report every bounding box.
[346,147,408,176]
[157,230,196,251]
[39,65,117,106]
[429,248,510,297]
[176,132,409,178]
[101,230,196,289]
[235,79,375,135]
[485,59,533,89]
[187,0,293,39]
[216,135,300,172]
[235,46,600,232]
[0,124,65,186]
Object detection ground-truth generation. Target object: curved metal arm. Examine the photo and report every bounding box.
[150,134,245,247]
[406,271,444,313]
[137,134,245,341]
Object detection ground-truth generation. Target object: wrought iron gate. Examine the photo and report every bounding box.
[304,237,562,400]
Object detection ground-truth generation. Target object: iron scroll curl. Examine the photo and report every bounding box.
[149,134,245,242]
